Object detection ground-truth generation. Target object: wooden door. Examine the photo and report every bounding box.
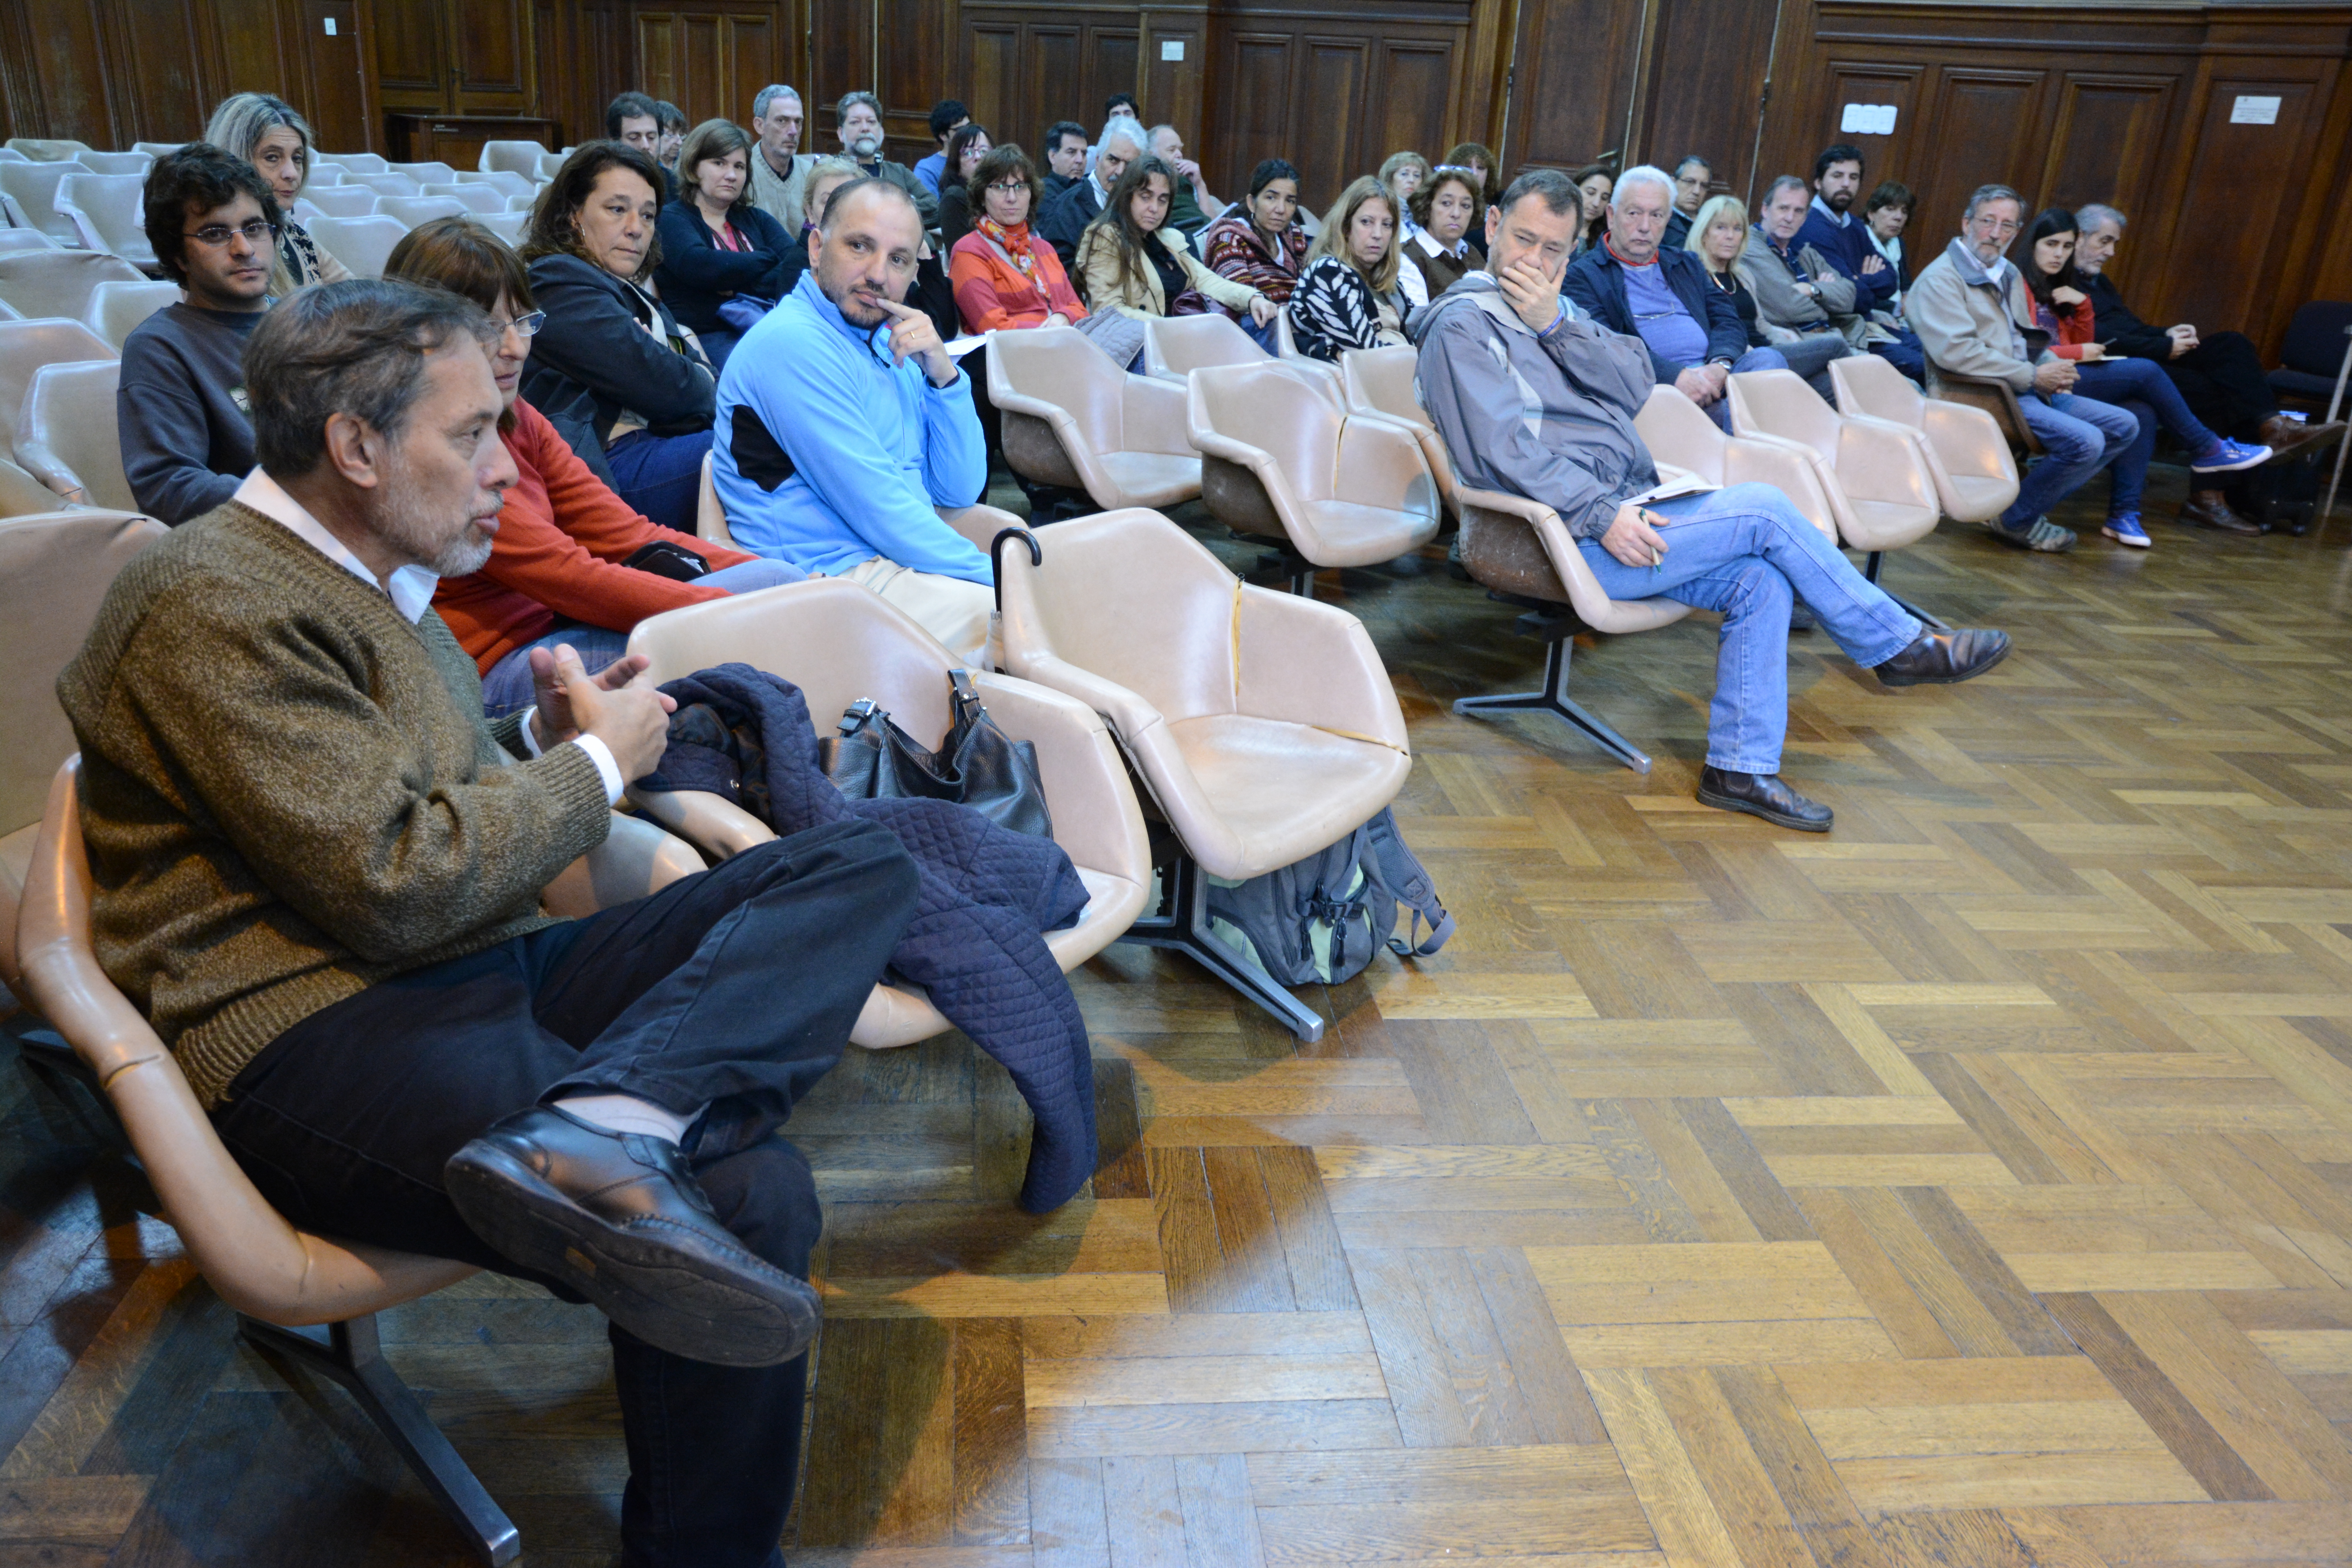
[372,0,450,112]
[300,0,375,151]
[452,0,534,114]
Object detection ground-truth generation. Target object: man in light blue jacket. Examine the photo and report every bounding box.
[715,178,992,661]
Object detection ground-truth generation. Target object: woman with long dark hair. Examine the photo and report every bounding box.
[1200,158,1310,348]
[2021,207,2269,548]
[1074,155,1276,327]
[653,118,795,370]
[934,121,993,249]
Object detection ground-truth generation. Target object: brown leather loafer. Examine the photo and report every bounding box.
[1873,627,2011,688]
[2178,491,2263,535]
[1696,767,1833,832]
[2257,415,2345,462]
[446,1106,822,1367]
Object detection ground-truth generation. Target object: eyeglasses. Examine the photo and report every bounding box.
[185,218,279,249]
[491,310,547,338]
[1974,217,2022,235]
[986,180,1029,194]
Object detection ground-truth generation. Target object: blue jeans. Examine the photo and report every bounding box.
[480,624,633,719]
[1699,348,1789,431]
[1577,481,1922,775]
[211,824,921,1568]
[607,428,716,535]
[2069,357,2223,517]
[2004,392,2138,529]
[1871,330,1927,384]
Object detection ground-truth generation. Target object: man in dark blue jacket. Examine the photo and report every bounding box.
[1795,144,1926,379]
[1564,165,1786,430]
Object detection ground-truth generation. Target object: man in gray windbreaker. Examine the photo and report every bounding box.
[1411,167,2011,833]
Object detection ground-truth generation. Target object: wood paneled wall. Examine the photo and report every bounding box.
[2,0,2345,354]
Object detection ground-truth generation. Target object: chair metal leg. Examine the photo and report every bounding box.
[241,1315,520,1566]
[1118,854,1327,1042]
[1451,615,1653,773]
[1862,551,1949,631]
[1256,549,1317,598]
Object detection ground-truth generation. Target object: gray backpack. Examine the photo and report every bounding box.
[1202,808,1454,986]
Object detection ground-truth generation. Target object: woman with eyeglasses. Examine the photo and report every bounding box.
[947,143,1088,334]
[934,122,993,249]
[521,141,718,534]
[385,217,804,717]
[203,91,351,293]
[653,119,796,372]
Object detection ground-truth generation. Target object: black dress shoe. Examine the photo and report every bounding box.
[1873,627,2011,688]
[445,1107,821,1367]
[1696,766,1833,832]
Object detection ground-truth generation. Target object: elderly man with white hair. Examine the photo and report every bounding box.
[1564,163,1789,429]
[1038,113,1145,272]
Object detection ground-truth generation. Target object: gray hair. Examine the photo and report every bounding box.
[245,279,497,480]
[204,92,316,196]
[1100,115,1145,156]
[1764,174,1810,204]
[837,91,883,122]
[1964,183,2024,222]
[2076,202,2127,235]
[753,84,800,121]
[1612,164,1675,208]
[1674,154,1711,178]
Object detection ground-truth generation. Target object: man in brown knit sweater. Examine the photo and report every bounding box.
[59,280,919,1568]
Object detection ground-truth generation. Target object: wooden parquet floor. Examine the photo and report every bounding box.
[7,467,2352,1565]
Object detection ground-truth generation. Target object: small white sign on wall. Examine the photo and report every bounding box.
[2230,95,2281,125]
[1161,39,1184,61]
[323,15,336,32]
[1839,103,1898,135]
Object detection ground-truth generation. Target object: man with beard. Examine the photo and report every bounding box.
[833,90,936,226]
[1795,142,1925,377]
[711,178,993,664]
[58,276,920,1566]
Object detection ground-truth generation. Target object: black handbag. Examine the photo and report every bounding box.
[818,670,1054,839]
[622,540,712,582]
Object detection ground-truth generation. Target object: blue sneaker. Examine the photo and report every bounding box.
[2191,438,2270,473]
[2102,512,2151,548]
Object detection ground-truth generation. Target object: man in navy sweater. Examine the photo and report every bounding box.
[1564,165,1787,430]
[1795,143,1926,379]
[117,146,278,524]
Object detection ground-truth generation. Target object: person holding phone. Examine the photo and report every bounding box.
[712,177,994,666]
[1412,169,2012,833]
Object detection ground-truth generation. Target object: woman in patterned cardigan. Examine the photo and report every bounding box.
[1199,158,1310,347]
[1285,176,1410,361]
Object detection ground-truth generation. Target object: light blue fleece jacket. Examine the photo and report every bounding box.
[713,269,990,582]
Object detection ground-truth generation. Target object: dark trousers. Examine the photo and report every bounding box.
[2156,331,2276,439]
[211,822,920,1568]
[606,427,716,535]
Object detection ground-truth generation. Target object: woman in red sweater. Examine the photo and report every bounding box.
[386,218,804,715]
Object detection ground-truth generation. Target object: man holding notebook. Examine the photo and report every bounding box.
[1410,168,2013,833]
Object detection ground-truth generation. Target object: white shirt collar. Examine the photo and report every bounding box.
[234,468,440,624]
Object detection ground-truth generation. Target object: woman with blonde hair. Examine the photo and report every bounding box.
[1379,150,1430,225]
[1686,192,1846,398]
[1285,175,1408,361]
[202,91,350,292]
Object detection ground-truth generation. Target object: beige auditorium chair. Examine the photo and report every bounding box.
[131,142,186,159]
[84,279,178,349]
[505,190,542,213]
[16,760,702,1566]
[421,182,508,214]
[479,141,548,181]
[296,184,380,220]
[378,195,469,229]
[75,151,152,178]
[0,509,163,994]
[0,228,59,256]
[1724,367,1949,624]
[306,214,410,280]
[0,249,146,323]
[986,325,1201,510]
[1140,311,1269,384]
[621,576,1152,1049]
[15,359,134,511]
[348,171,424,200]
[1830,353,2019,524]
[1448,481,1694,773]
[690,447,1025,556]
[55,173,158,270]
[5,138,93,162]
[474,211,528,248]
[997,509,1410,1040]
[0,159,94,246]
[1270,307,1345,397]
[1340,344,1459,518]
[535,151,569,182]
[390,160,460,186]
[0,317,115,466]
[0,454,73,517]
[303,162,347,186]
[1634,383,1838,538]
[317,150,390,174]
[457,169,536,201]
[1186,359,1441,595]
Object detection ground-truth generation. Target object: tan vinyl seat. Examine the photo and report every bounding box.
[305,214,410,279]
[15,359,134,512]
[1340,344,1458,517]
[420,183,509,214]
[691,445,1025,557]
[1830,352,2019,523]
[348,171,424,200]
[996,508,1410,1040]
[0,250,147,323]
[986,325,1202,509]
[0,454,75,517]
[84,279,178,349]
[0,229,60,256]
[1925,363,2045,456]
[1449,480,1693,774]
[378,195,469,229]
[456,170,536,201]
[0,159,92,247]
[1634,383,1840,540]
[390,160,460,186]
[622,577,1152,1049]
[16,758,699,1565]
[0,509,163,992]
[73,151,153,178]
[506,190,543,213]
[303,163,347,186]
[1725,368,1941,553]
[317,151,390,174]
[130,142,186,159]
[0,318,116,465]
[474,211,528,248]
[7,138,94,162]
[1271,306,1345,398]
[296,185,380,220]
[1185,359,1441,594]
[1140,311,1269,384]
[478,142,549,180]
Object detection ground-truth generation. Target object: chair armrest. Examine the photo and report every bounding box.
[541,812,706,918]
[1720,437,1840,541]
[1334,414,1439,518]
[969,671,1151,887]
[1931,370,2042,454]
[11,432,90,506]
[1457,485,1691,635]
[1920,398,2018,484]
[1120,372,1196,457]
[987,343,1121,501]
[1233,586,1410,750]
[936,502,1025,553]
[624,788,776,863]
[1831,414,1940,513]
